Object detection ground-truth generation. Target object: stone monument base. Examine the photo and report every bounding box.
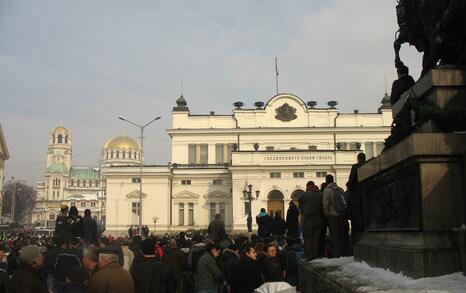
[355,132,466,278]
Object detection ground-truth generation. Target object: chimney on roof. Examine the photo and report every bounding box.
[210,111,215,115]
[354,109,359,114]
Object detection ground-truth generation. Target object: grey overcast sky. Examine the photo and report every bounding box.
[1,0,422,185]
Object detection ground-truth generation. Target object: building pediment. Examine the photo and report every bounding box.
[203,190,231,200]
[173,190,200,200]
[126,190,148,199]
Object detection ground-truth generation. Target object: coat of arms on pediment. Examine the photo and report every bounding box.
[275,103,297,122]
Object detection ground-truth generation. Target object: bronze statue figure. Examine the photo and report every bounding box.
[394,0,466,75]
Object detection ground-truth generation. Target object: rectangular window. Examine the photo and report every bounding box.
[132,178,141,183]
[293,172,305,178]
[181,180,191,185]
[308,145,317,150]
[77,180,80,187]
[266,146,275,151]
[219,202,226,221]
[213,179,223,185]
[188,203,194,226]
[210,202,216,222]
[71,201,75,206]
[270,172,281,178]
[215,144,224,164]
[349,142,358,150]
[226,144,233,164]
[244,201,251,215]
[339,142,347,150]
[365,142,374,159]
[132,202,140,216]
[91,201,96,207]
[199,144,208,164]
[81,202,86,207]
[57,191,59,197]
[179,203,184,226]
[316,171,328,177]
[188,144,196,164]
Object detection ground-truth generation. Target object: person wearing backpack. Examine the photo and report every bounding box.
[298,181,324,260]
[323,174,347,257]
[53,236,83,292]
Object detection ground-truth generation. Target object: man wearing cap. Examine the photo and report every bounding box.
[9,244,48,293]
[88,246,134,293]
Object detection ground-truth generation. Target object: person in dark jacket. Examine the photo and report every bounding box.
[164,239,186,293]
[82,209,98,246]
[347,153,366,247]
[256,208,273,240]
[299,181,324,260]
[9,245,48,293]
[130,238,172,293]
[231,244,262,293]
[220,244,240,288]
[207,214,226,242]
[62,266,88,293]
[55,204,69,238]
[67,206,84,239]
[196,242,222,292]
[0,242,10,293]
[285,201,299,241]
[271,211,286,238]
[390,63,415,105]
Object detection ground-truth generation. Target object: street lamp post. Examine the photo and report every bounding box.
[242,183,260,233]
[118,115,161,234]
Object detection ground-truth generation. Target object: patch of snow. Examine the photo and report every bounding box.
[309,257,466,293]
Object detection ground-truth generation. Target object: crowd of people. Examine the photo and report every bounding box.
[0,153,366,293]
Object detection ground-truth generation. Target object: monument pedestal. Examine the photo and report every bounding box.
[355,68,466,278]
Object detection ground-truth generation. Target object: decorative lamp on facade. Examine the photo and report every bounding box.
[336,142,342,150]
[356,142,362,150]
[327,101,338,109]
[242,183,260,232]
[307,101,317,108]
[233,101,244,109]
[254,101,264,109]
[253,142,260,151]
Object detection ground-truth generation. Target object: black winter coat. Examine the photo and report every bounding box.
[231,258,262,293]
[271,216,286,236]
[82,216,98,245]
[286,204,299,238]
[220,249,240,284]
[256,214,273,238]
[130,257,173,293]
[9,262,48,293]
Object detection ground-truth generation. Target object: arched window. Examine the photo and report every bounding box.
[65,135,68,143]
[106,152,108,159]
[116,150,120,158]
[122,151,126,158]
[111,151,114,158]
[57,134,63,143]
[49,213,55,220]
[52,134,56,143]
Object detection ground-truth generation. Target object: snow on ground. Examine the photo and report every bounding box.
[310,257,466,293]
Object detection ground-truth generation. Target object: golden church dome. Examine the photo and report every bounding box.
[104,136,140,150]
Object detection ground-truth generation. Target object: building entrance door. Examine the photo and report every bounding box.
[267,190,284,217]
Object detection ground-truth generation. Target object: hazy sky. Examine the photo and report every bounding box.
[1,0,422,185]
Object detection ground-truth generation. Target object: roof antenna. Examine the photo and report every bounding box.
[384,74,388,94]
[122,128,126,136]
[275,57,279,95]
[181,74,184,97]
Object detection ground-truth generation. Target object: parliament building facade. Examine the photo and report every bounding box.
[101,93,392,235]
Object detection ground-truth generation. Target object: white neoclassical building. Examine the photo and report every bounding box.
[33,126,105,227]
[0,125,10,221]
[102,93,392,235]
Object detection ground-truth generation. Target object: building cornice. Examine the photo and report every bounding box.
[167,126,391,136]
